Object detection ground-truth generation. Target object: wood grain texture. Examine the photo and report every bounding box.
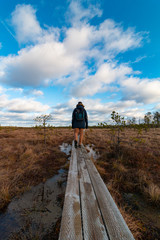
[77,148,109,240]
[80,146,135,240]
[58,141,82,240]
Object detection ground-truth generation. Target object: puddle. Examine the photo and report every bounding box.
[60,143,72,156]
[85,144,100,160]
[0,144,71,240]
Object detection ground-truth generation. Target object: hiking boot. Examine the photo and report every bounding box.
[78,144,82,148]
[74,140,78,148]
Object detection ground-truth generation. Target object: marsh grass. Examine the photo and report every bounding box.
[0,127,73,211]
[0,184,11,209]
[119,206,143,240]
[85,128,160,240]
[144,183,160,205]
[1,127,160,239]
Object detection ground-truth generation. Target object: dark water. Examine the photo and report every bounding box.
[0,169,66,240]
[0,143,72,240]
[0,143,99,239]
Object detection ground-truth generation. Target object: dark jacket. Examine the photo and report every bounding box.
[72,105,88,129]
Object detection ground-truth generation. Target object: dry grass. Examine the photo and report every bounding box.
[144,183,160,204]
[0,127,73,211]
[119,206,143,240]
[1,126,160,239]
[85,127,160,240]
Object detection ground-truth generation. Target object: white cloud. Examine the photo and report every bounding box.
[121,77,160,104]
[99,19,145,53]
[0,2,157,127]
[64,25,94,52]
[8,87,23,93]
[23,89,44,96]
[0,86,5,94]
[0,94,8,109]
[0,3,145,90]
[155,103,160,110]
[1,41,81,87]
[7,98,49,113]
[31,89,44,96]
[71,62,132,97]
[51,97,144,126]
[132,55,147,64]
[0,94,49,113]
[11,4,42,43]
[0,110,37,126]
[67,1,102,26]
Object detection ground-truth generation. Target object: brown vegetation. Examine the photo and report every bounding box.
[1,126,160,239]
[84,128,160,240]
[0,127,73,212]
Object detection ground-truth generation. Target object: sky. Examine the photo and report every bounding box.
[0,0,160,126]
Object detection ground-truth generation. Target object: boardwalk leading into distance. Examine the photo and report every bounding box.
[58,141,135,240]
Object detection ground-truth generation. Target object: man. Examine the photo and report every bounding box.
[72,101,88,148]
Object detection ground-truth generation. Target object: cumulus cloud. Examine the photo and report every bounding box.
[0,110,37,126]
[0,2,157,127]
[67,0,102,26]
[0,3,145,89]
[51,97,144,125]
[121,77,160,104]
[64,25,94,52]
[98,19,145,53]
[0,94,49,113]
[7,98,49,112]
[11,4,42,43]
[1,41,81,87]
[71,62,132,97]
[8,87,23,93]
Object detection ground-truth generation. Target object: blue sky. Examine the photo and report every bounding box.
[0,0,160,126]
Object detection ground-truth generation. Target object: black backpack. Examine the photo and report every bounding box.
[75,108,85,121]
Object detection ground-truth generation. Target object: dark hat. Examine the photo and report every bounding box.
[77,101,84,107]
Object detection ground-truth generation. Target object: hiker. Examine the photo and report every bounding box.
[72,101,88,148]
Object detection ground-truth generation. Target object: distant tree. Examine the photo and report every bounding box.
[127,117,136,126]
[34,114,52,146]
[153,111,160,126]
[144,112,152,125]
[131,117,136,124]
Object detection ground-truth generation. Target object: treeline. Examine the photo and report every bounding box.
[97,111,160,129]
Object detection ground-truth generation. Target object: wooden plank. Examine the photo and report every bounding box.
[81,146,135,240]
[77,148,109,240]
[58,141,83,240]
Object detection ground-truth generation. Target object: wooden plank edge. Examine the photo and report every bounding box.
[58,141,83,240]
[82,145,135,240]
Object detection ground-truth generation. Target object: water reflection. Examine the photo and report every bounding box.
[60,143,71,156]
[0,169,67,240]
[85,144,100,160]
[0,145,71,240]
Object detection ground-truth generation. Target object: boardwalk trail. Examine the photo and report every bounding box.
[59,141,135,240]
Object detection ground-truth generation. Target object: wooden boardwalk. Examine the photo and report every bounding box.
[59,141,135,240]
